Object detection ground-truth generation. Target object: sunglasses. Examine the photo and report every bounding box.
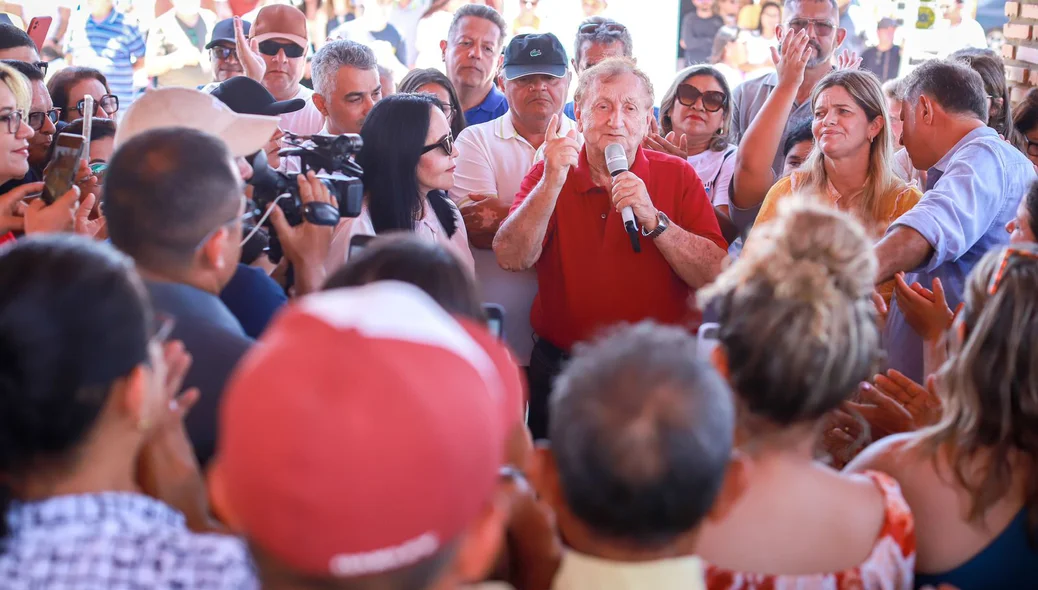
[28,108,61,131]
[578,22,627,36]
[676,85,727,112]
[987,247,1038,295]
[0,110,24,135]
[76,94,119,117]
[257,40,306,58]
[33,60,49,76]
[211,45,239,60]
[787,18,836,36]
[421,133,454,156]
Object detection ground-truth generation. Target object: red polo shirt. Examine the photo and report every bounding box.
[510,147,726,351]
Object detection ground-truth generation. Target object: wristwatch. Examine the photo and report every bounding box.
[641,211,670,239]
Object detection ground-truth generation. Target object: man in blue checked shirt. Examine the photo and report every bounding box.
[874,59,1037,384]
[65,0,146,108]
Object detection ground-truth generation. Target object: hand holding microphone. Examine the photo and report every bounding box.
[606,143,658,253]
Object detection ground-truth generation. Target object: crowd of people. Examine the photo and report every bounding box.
[0,0,1036,589]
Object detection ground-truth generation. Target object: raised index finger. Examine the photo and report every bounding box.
[545,113,559,140]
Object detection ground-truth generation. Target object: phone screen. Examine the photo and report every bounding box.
[482,304,505,340]
[42,134,85,205]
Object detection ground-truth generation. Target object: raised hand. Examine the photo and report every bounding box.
[235,16,266,82]
[835,49,862,71]
[894,273,954,342]
[542,114,580,188]
[846,381,915,440]
[771,28,814,89]
[873,370,942,429]
[642,117,689,159]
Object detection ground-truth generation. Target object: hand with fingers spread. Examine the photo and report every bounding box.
[542,113,581,188]
[873,370,942,429]
[24,185,81,235]
[268,171,337,295]
[0,182,43,234]
[820,407,869,468]
[642,117,689,159]
[835,49,862,71]
[845,381,915,440]
[772,28,815,90]
[74,193,107,239]
[893,273,954,342]
[235,16,266,82]
[460,192,510,250]
[137,341,215,533]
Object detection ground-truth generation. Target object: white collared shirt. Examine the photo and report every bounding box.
[449,111,582,364]
[551,551,707,590]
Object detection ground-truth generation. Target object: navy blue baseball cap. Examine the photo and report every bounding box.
[502,33,568,81]
[206,18,250,49]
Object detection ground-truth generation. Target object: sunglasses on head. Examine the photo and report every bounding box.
[579,22,627,36]
[676,85,727,112]
[76,94,119,117]
[787,18,836,36]
[257,40,306,58]
[211,45,239,60]
[421,133,454,156]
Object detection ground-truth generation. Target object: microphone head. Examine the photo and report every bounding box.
[604,143,628,176]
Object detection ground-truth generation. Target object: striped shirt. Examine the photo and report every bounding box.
[66,9,146,106]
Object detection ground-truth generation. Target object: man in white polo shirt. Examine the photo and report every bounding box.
[449,32,579,366]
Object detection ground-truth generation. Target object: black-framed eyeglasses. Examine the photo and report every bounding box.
[257,40,306,58]
[578,22,627,36]
[210,45,239,60]
[0,110,24,135]
[195,199,258,250]
[438,100,455,123]
[33,60,49,76]
[987,247,1038,295]
[676,85,728,112]
[76,94,119,117]
[788,18,836,36]
[28,108,61,131]
[421,133,454,155]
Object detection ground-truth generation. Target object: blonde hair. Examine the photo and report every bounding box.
[921,245,1038,536]
[698,198,881,426]
[798,70,904,226]
[659,65,733,152]
[573,57,654,112]
[0,62,31,113]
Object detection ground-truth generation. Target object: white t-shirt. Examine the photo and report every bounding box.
[413,10,452,71]
[939,18,989,57]
[448,112,582,364]
[687,146,737,208]
[278,86,325,137]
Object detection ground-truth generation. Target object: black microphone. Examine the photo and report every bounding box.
[604,143,640,253]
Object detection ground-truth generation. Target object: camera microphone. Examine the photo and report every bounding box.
[605,143,640,254]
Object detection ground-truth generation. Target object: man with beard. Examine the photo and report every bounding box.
[729,0,846,176]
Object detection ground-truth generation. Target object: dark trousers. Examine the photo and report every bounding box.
[525,337,570,441]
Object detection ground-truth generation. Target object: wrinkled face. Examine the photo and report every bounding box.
[443,16,503,91]
[27,80,55,170]
[319,65,382,135]
[576,40,625,73]
[783,138,813,177]
[811,85,879,160]
[0,85,34,181]
[670,74,727,142]
[504,73,568,127]
[210,42,244,83]
[576,72,653,158]
[259,37,306,100]
[416,106,457,194]
[1007,198,1037,244]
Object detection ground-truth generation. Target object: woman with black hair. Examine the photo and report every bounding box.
[327,92,473,273]
[0,235,254,587]
[398,67,468,140]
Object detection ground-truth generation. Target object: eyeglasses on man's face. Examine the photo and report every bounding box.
[28,108,61,131]
[211,45,239,61]
[787,18,836,37]
[257,40,306,58]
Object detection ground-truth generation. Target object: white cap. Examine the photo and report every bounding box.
[114,87,281,158]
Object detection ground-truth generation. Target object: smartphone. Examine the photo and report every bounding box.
[26,17,52,52]
[42,133,85,205]
[348,234,375,259]
[482,303,505,340]
[81,95,94,156]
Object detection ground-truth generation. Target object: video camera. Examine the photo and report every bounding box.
[246,133,365,260]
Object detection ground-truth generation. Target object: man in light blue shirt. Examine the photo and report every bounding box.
[875,60,1036,383]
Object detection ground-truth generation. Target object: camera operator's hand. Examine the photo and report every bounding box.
[268,171,337,296]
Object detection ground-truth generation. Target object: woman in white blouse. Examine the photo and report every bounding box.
[327,92,474,273]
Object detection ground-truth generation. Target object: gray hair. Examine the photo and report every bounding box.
[572,16,633,68]
[573,57,654,111]
[311,39,377,97]
[899,59,987,121]
[782,0,838,21]
[447,4,507,47]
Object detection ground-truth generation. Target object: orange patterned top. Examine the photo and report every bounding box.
[705,471,917,590]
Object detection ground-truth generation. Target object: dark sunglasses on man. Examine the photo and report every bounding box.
[787,18,836,36]
[33,61,49,76]
[579,22,627,36]
[211,45,239,60]
[257,40,306,59]
[421,133,454,156]
[76,94,119,117]
[28,108,61,131]
[676,85,727,113]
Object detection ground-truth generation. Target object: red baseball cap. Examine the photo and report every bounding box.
[214,282,508,578]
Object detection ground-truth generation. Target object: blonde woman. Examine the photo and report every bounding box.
[755,69,920,300]
[849,244,1038,588]
[694,200,915,589]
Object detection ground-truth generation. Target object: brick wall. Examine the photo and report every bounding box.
[1005,1,1038,104]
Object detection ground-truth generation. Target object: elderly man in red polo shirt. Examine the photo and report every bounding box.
[494,57,727,438]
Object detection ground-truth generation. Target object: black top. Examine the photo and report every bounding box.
[861,46,901,83]
[681,11,724,65]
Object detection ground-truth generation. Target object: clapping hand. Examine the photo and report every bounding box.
[643,117,689,159]
[460,193,510,250]
[894,273,957,342]
[872,370,942,429]
[834,49,862,71]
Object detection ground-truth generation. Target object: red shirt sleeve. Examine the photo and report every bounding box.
[676,163,728,251]
[0,232,15,246]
